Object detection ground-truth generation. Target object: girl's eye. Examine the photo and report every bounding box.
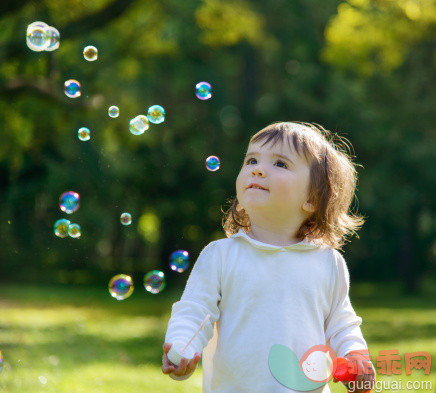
[246,158,257,165]
[275,160,288,169]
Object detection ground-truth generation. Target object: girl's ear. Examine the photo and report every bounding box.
[302,201,316,213]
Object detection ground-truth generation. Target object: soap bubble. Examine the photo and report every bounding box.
[108,106,119,118]
[0,351,3,374]
[26,21,50,51]
[169,250,190,273]
[78,127,90,141]
[59,191,80,214]
[206,155,220,171]
[144,270,166,294]
[196,81,212,100]
[108,274,134,300]
[120,212,132,226]
[68,223,81,238]
[83,46,98,61]
[54,218,71,238]
[147,105,165,124]
[45,26,60,51]
[129,115,149,135]
[64,80,81,98]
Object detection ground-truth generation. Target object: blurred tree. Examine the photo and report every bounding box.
[322,0,436,293]
[0,0,434,295]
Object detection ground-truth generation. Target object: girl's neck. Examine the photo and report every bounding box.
[247,225,303,247]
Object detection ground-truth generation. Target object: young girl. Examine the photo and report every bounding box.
[162,122,375,393]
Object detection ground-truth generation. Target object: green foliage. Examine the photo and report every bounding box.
[323,0,436,74]
[0,0,435,291]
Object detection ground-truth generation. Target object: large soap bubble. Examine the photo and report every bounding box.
[196,81,212,100]
[108,274,134,300]
[59,191,80,214]
[144,270,166,294]
[169,250,190,273]
[129,115,149,135]
[54,219,71,238]
[26,22,50,52]
[206,156,220,171]
[64,80,81,98]
[147,105,165,124]
[83,46,98,61]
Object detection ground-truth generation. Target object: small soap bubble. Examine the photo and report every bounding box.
[64,79,81,98]
[206,155,220,171]
[68,223,81,238]
[83,45,98,61]
[129,115,149,135]
[120,212,132,226]
[38,376,47,385]
[59,191,80,214]
[147,105,165,124]
[144,270,166,294]
[196,81,212,100]
[169,250,190,273]
[54,219,71,238]
[26,21,50,51]
[108,106,119,118]
[78,127,90,141]
[108,274,134,300]
[45,26,60,51]
[0,351,3,374]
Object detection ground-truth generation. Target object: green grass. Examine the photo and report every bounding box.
[0,282,435,392]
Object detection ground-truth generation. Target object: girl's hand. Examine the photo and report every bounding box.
[161,343,201,379]
[346,350,376,393]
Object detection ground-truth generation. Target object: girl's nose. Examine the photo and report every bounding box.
[251,167,265,177]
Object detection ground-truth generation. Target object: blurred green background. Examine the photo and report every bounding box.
[0,0,435,391]
[1,0,435,292]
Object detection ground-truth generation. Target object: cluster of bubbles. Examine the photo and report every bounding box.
[108,270,166,300]
[54,219,81,238]
[206,155,220,171]
[196,82,212,100]
[54,191,81,238]
[128,105,165,136]
[83,46,98,62]
[107,249,189,300]
[120,212,132,226]
[26,22,60,52]
[78,127,90,141]
[26,23,220,297]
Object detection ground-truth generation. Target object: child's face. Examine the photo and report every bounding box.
[236,138,315,228]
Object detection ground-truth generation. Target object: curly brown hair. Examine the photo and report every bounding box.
[222,122,365,250]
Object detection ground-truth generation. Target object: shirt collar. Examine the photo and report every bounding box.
[231,229,320,251]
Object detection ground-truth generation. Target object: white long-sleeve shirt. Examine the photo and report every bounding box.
[165,229,368,393]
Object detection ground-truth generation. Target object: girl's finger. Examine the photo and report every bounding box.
[186,353,201,373]
[172,357,188,376]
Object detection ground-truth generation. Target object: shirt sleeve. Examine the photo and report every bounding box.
[324,250,368,358]
[165,240,222,359]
